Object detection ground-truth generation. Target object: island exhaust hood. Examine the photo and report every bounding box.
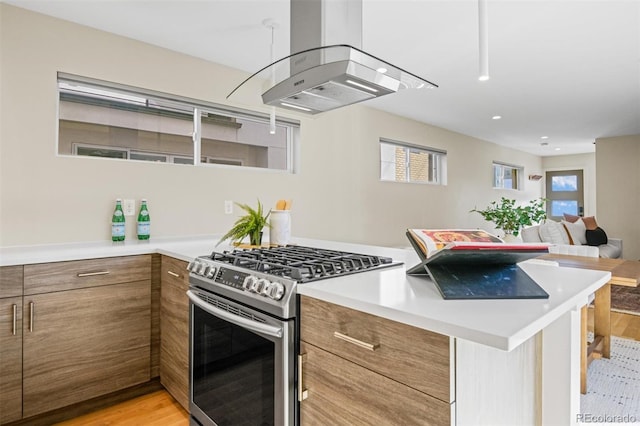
[227,0,437,115]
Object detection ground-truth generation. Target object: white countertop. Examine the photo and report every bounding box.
[0,236,611,352]
[0,235,220,266]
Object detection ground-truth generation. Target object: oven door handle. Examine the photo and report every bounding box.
[187,290,283,338]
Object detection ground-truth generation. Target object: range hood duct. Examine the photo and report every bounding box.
[227,0,437,115]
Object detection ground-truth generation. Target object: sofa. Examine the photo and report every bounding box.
[521,217,623,259]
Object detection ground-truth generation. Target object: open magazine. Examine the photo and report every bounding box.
[406,229,551,299]
[406,229,504,258]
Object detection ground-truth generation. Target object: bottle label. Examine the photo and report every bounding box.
[112,223,125,237]
[137,222,150,237]
[114,210,123,217]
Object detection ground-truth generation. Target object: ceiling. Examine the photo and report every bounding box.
[5,0,640,156]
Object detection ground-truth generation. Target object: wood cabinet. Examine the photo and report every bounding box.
[0,266,23,424]
[20,255,152,419]
[300,295,453,426]
[160,256,190,410]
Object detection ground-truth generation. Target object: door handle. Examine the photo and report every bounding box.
[298,353,308,401]
[12,304,17,336]
[29,302,34,332]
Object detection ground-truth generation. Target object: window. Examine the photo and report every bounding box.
[380,139,446,185]
[493,162,523,190]
[57,73,299,172]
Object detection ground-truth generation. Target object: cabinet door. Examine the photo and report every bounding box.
[0,297,22,424]
[22,280,151,418]
[160,256,190,410]
[300,341,451,426]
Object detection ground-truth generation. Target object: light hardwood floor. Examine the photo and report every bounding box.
[55,390,189,426]
[57,311,640,426]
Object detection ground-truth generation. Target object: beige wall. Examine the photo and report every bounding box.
[0,4,542,248]
[595,135,640,260]
[542,153,597,216]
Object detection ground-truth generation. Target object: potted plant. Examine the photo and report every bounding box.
[217,199,271,246]
[470,197,547,238]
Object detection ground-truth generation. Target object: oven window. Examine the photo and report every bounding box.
[192,304,275,426]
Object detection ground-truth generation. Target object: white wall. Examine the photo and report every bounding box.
[542,153,597,216]
[0,4,542,248]
[595,135,640,260]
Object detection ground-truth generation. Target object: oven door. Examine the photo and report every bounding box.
[187,289,295,426]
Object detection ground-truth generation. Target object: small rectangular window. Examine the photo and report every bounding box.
[380,139,446,185]
[551,200,578,216]
[551,175,578,191]
[493,162,523,190]
[57,73,299,172]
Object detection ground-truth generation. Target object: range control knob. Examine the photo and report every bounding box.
[199,264,210,276]
[206,267,217,279]
[187,260,200,273]
[243,276,258,291]
[267,282,285,300]
[253,278,270,294]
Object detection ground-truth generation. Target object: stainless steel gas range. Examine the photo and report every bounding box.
[186,245,399,426]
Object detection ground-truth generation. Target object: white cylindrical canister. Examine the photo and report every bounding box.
[269,210,291,246]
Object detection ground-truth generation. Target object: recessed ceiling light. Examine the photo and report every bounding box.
[492,115,501,120]
[376,67,388,74]
[479,75,490,82]
[541,136,549,140]
[554,147,561,151]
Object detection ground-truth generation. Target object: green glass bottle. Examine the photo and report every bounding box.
[111,199,125,242]
[137,199,150,240]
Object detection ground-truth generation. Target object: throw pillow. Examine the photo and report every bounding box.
[562,213,598,230]
[562,219,587,245]
[538,221,570,245]
[582,216,598,230]
[563,213,580,223]
[585,227,608,246]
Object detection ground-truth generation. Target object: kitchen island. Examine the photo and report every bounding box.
[0,236,610,425]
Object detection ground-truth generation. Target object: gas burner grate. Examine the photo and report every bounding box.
[208,245,395,283]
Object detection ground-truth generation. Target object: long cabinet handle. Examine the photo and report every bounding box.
[297,354,308,401]
[77,271,110,277]
[167,271,180,278]
[12,304,17,336]
[29,302,34,332]
[333,331,379,351]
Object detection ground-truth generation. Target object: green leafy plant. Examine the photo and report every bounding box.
[217,199,271,246]
[470,197,547,237]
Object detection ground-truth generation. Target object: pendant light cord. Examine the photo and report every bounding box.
[478,0,489,81]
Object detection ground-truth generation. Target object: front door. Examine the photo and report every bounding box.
[545,169,584,221]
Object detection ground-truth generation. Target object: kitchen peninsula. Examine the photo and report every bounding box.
[0,236,609,426]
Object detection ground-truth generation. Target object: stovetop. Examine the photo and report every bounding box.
[188,245,401,319]
[208,245,396,283]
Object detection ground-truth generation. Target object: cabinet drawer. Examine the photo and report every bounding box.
[300,341,451,426]
[161,256,189,287]
[300,296,452,403]
[24,255,151,295]
[0,265,23,298]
